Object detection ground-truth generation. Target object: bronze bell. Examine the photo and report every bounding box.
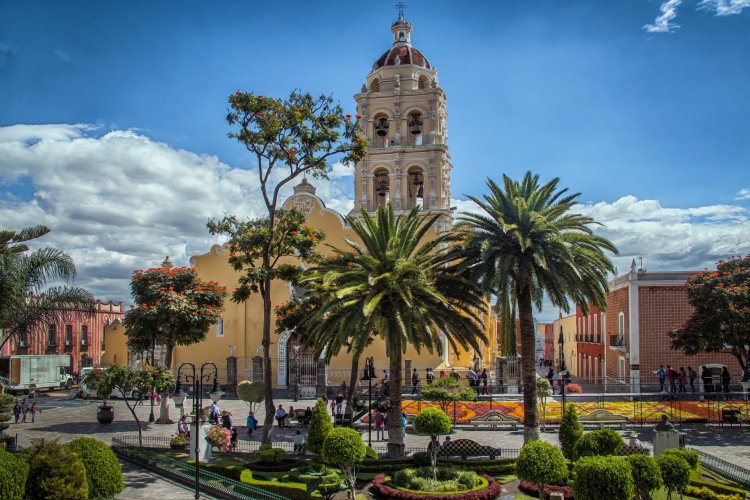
[408,114,423,135]
[416,184,424,198]
[375,117,389,137]
[376,180,388,196]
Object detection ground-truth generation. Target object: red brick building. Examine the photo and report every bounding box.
[2,300,125,375]
[604,261,738,392]
[575,303,606,383]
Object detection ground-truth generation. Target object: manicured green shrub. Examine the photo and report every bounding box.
[307,398,333,454]
[689,478,748,498]
[255,444,286,464]
[373,473,502,500]
[558,404,583,460]
[240,469,322,499]
[0,392,13,433]
[414,407,451,479]
[573,428,625,459]
[0,448,28,500]
[684,485,743,500]
[23,439,88,500]
[392,467,483,492]
[626,453,662,500]
[322,427,366,500]
[516,441,568,499]
[365,446,378,460]
[664,448,699,470]
[656,453,692,499]
[65,437,124,499]
[574,455,634,500]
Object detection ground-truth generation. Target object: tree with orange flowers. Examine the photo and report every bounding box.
[124,264,226,422]
[669,254,750,373]
[207,90,367,444]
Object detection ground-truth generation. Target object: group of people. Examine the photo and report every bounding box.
[12,399,39,423]
[545,367,572,395]
[274,404,313,428]
[655,365,733,394]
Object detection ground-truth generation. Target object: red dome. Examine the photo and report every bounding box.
[374,45,432,70]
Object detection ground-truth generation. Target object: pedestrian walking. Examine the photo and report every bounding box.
[480,368,489,395]
[246,411,258,438]
[667,365,678,393]
[221,410,233,430]
[335,393,344,415]
[209,401,220,424]
[375,410,385,441]
[701,366,713,393]
[426,368,435,385]
[30,401,38,423]
[329,399,336,417]
[688,366,697,392]
[467,368,477,388]
[411,369,420,395]
[655,365,666,392]
[722,366,732,395]
[20,399,28,423]
[678,367,687,393]
[13,400,21,424]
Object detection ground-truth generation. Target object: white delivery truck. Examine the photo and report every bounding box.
[0,355,74,394]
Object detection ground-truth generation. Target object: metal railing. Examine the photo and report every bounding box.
[112,438,286,500]
[690,448,750,490]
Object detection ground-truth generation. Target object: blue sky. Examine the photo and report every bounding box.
[1,0,748,319]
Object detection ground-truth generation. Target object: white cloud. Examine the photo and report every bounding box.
[699,0,750,15]
[645,0,683,33]
[736,188,750,200]
[0,124,353,303]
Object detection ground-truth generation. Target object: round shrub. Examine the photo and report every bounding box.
[322,427,366,466]
[414,407,452,436]
[391,467,483,492]
[574,455,634,500]
[0,448,28,500]
[664,448,699,470]
[656,453,692,498]
[626,453,662,500]
[65,437,124,499]
[516,441,568,496]
[558,404,583,460]
[307,398,333,454]
[373,473,502,500]
[0,392,13,433]
[573,428,625,459]
[23,439,88,500]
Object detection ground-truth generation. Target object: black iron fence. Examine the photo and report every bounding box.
[690,448,750,490]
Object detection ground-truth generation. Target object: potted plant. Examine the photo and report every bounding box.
[205,425,231,452]
[170,434,189,451]
[82,368,116,424]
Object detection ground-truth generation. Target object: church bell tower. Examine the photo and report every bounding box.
[350,9,452,229]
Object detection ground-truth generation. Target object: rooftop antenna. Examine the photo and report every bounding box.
[395,0,407,20]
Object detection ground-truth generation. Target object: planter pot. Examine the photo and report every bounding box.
[97,405,115,425]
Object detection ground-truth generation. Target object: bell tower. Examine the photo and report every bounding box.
[350,10,452,228]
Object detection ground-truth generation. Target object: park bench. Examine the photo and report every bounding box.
[579,409,629,429]
[437,439,501,460]
[467,410,519,431]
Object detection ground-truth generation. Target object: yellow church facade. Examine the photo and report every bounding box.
[105,15,500,390]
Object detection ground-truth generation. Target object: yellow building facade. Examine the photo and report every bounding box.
[109,15,498,389]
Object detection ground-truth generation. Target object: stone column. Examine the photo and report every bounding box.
[225,356,237,396]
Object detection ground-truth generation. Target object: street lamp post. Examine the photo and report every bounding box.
[362,357,376,448]
[173,362,222,500]
[558,327,567,417]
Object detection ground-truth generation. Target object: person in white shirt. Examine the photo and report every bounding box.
[293,430,306,454]
[275,404,287,428]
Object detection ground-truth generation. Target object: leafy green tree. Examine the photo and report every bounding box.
[236,380,264,414]
[573,428,625,459]
[298,205,486,456]
[669,254,750,372]
[307,397,334,454]
[414,408,452,480]
[207,90,367,444]
[421,376,477,413]
[656,454,691,500]
[23,439,88,500]
[65,437,124,500]
[82,364,174,446]
[322,427,366,500]
[124,263,225,423]
[558,403,583,460]
[627,454,662,500]
[452,173,617,442]
[574,456,634,500]
[516,440,568,500]
[0,447,28,499]
[536,377,553,431]
[0,225,93,352]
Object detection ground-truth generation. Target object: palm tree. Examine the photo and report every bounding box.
[454,172,616,442]
[0,226,94,352]
[300,205,487,456]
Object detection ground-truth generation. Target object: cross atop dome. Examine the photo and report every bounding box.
[395,1,407,21]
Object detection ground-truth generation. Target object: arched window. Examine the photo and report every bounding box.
[407,112,423,146]
[406,167,424,209]
[370,78,380,93]
[373,170,390,208]
[418,75,429,90]
[372,114,389,148]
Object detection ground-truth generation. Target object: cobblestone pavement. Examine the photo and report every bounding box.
[8,390,750,496]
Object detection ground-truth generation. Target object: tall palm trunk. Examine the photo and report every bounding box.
[261,277,275,444]
[387,334,405,457]
[518,284,539,442]
[345,356,360,420]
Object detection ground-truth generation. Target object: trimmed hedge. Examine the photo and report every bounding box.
[518,480,575,500]
[664,448,699,470]
[0,448,28,500]
[65,437,124,499]
[573,428,625,459]
[689,478,748,498]
[23,439,89,500]
[573,455,634,500]
[240,469,324,499]
[684,485,744,500]
[371,473,502,500]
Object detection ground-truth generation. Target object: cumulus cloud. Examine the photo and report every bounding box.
[736,188,750,200]
[645,0,682,33]
[699,0,750,15]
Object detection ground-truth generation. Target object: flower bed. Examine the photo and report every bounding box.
[518,480,575,500]
[371,473,502,500]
